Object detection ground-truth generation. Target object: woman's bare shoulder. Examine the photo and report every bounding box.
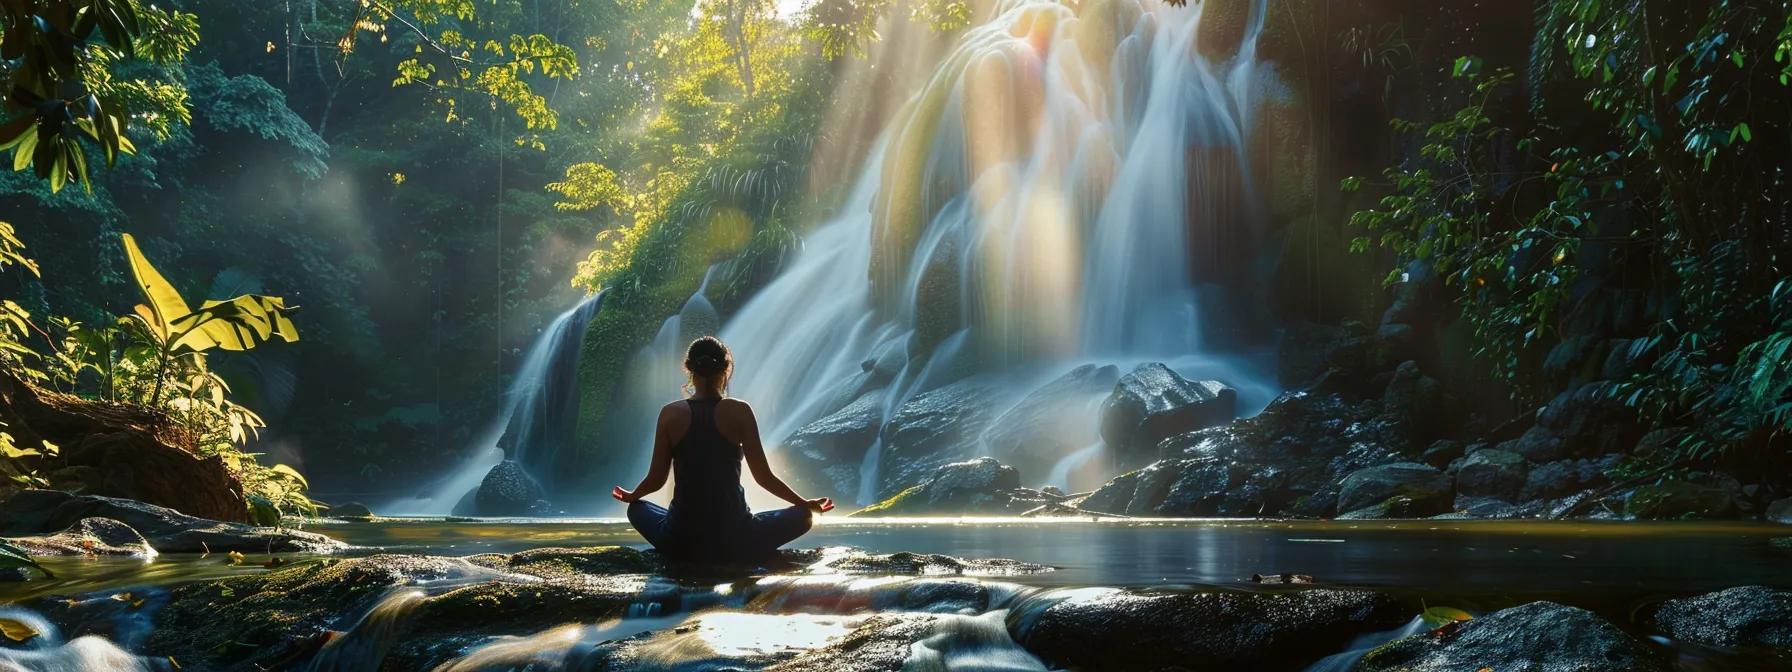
[658,400,691,421]
[716,397,756,421]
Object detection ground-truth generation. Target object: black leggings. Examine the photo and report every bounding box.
[627,499,812,562]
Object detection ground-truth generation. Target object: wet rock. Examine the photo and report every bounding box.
[1536,383,1643,457]
[781,389,885,502]
[1454,449,1527,501]
[1649,586,1792,651]
[876,378,1008,498]
[1079,459,1189,516]
[577,612,951,672]
[980,364,1118,481]
[852,457,1026,517]
[1337,462,1451,518]
[469,459,549,516]
[1520,460,1581,501]
[0,489,341,554]
[327,501,373,519]
[1497,426,1568,463]
[1768,497,1792,524]
[1420,440,1463,470]
[1099,363,1237,471]
[1010,587,1406,670]
[3,517,154,557]
[1626,479,1739,520]
[1357,601,1668,672]
[795,546,1053,577]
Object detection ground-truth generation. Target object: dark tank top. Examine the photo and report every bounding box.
[665,398,751,551]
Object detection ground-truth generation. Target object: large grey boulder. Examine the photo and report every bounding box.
[1010,587,1405,671]
[1648,586,1792,651]
[0,489,342,554]
[1454,449,1528,501]
[1098,363,1236,470]
[1356,601,1667,671]
[1337,462,1451,518]
[471,460,550,516]
[979,364,1118,482]
[875,378,1008,498]
[779,389,885,502]
[853,457,1024,517]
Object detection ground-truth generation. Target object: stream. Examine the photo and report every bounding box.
[4,518,1790,670]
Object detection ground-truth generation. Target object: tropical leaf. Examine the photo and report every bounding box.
[122,233,192,341]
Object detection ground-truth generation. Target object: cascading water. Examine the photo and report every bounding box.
[391,292,606,514]
[593,0,1280,509]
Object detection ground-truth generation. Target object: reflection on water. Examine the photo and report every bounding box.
[3,519,1790,671]
[318,517,1792,601]
[7,518,1790,608]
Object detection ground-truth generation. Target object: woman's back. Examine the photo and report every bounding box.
[668,397,751,525]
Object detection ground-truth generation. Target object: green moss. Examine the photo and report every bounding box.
[851,485,924,517]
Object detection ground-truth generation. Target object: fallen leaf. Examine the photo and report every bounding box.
[0,617,38,642]
[227,551,245,566]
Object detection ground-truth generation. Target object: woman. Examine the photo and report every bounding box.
[612,336,834,563]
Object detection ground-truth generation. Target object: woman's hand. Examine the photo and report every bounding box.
[804,497,835,514]
[611,486,638,503]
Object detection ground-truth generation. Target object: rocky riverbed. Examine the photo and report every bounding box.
[5,496,1792,670]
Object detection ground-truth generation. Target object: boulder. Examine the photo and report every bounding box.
[1648,586,1792,651]
[1454,449,1528,501]
[471,460,549,516]
[1767,497,1792,524]
[3,516,154,557]
[327,501,373,519]
[1626,479,1739,520]
[779,389,886,502]
[1337,462,1452,518]
[1357,601,1667,671]
[0,489,341,554]
[1497,426,1568,463]
[852,457,1024,517]
[1010,587,1406,670]
[1536,383,1643,457]
[1420,440,1463,469]
[1099,363,1237,470]
[0,370,249,523]
[1520,460,1581,501]
[876,378,1007,498]
[979,364,1118,481]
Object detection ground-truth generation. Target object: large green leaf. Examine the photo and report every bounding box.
[121,233,191,341]
[166,294,299,353]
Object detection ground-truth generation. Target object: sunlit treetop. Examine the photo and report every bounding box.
[0,0,199,193]
[340,0,579,149]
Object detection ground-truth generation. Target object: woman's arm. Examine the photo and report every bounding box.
[730,400,834,513]
[612,404,678,502]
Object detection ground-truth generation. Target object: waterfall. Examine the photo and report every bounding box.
[391,292,605,515]
[597,0,1277,509]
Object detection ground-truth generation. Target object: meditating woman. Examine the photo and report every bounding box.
[613,336,834,563]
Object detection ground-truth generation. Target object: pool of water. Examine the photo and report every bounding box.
[11,517,1787,608]
[5,518,1791,670]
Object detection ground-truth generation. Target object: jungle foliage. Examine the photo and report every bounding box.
[1346,0,1792,469]
[1,0,956,497]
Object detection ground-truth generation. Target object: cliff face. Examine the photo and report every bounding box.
[0,371,249,523]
